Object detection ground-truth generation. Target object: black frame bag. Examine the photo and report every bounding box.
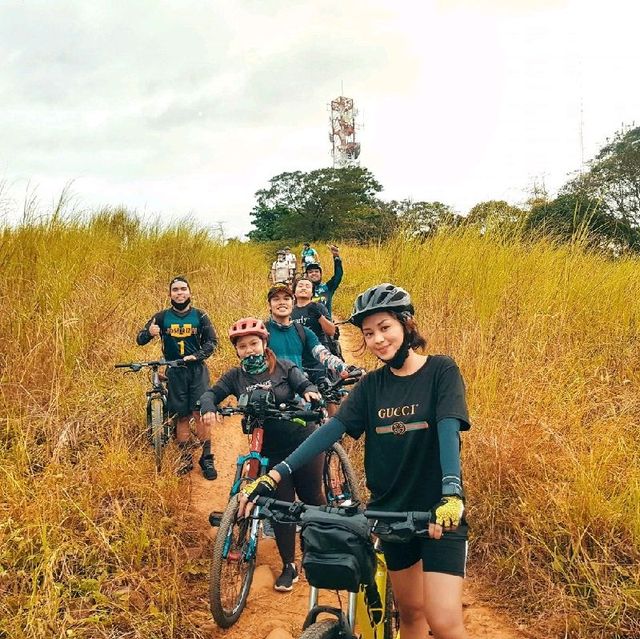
[301,509,376,592]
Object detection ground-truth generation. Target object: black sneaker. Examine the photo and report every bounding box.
[199,454,218,480]
[274,563,299,592]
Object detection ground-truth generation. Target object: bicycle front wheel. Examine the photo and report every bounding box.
[299,619,342,639]
[209,494,257,628]
[384,575,400,639]
[323,442,360,506]
[149,397,164,472]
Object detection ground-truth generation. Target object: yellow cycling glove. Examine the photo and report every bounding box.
[242,474,278,503]
[431,496,464,528]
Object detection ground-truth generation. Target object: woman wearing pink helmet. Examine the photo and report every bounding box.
[199,317,325,592]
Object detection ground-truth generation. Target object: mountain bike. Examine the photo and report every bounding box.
[208,388,324,628]
[316,370,364,507]
[114,358,184,472]
[253,497,433,639]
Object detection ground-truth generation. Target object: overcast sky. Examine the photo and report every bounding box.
[1,0,639,238]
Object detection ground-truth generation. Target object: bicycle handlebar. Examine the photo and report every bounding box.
[315,369,364,403]
[216,404,323,423]
[252,497,432,537]
[114,359,186,371]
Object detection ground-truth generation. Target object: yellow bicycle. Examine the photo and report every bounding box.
[254,497,432,639]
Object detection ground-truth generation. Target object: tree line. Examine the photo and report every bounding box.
[248,124,640,253]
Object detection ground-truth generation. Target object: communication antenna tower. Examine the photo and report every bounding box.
[329,94,361,168]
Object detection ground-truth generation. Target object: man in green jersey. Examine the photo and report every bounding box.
[137,277,219,478]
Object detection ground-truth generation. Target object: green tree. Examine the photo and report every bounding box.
[564,125,640,228]
[393,200,461,238]
[248,167,385,242]
[465,200,526,234]
[526,193,637,252]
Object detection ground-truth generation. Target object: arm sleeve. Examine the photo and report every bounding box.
[325,257,343,293]
[136,312,161,346]
[436,363,471,430]
[192,312,218,361]
[437,418,463,497]
[334,376,367,438]
[311,343,346,374]
[273,418,347,477]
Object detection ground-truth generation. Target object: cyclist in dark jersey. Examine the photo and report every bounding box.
[265,283,349,384]
[199,317,325,592]
[291,277,335,347]
[137,277,219,479]
[305,244,343,318]
[241,283,471,639]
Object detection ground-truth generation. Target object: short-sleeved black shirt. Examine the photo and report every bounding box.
[336,355,470,515]
[291,302,331,345]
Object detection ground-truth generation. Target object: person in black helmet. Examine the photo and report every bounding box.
[137,277,219,479]
[304,244,342,318]
[240,283,471,639]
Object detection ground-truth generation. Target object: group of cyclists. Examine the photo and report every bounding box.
[135,243,472,639]
[270,242,325,285]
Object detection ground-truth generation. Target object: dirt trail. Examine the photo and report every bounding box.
[181,324,538,639]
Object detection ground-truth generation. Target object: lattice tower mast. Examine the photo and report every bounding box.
[329,95,361,168]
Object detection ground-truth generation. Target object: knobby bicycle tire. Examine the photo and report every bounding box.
[299,619,342,639]
[384,574,400,639]
[323,442,361,506]
[149,397,164,472]
[209,494,256,628]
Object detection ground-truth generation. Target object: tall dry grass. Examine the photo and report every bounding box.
[2,212,639,637]
[334,231,640,637]
[0,208,271,638]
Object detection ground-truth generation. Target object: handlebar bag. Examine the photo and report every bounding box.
[300,509,376,592]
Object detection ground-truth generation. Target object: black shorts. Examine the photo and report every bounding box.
[381,534,468,577]
[166,362,209,418]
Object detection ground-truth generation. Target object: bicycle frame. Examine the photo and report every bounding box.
[212,418,270,565]
[228,419,269,498]
[145,365,168,424]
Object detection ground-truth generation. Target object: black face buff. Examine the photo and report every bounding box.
[382,336,411,369]
[172,297,191,311]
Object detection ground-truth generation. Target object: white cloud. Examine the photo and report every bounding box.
[1,0,639,236]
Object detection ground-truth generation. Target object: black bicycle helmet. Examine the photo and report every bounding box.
[304,261,322,273]
[349,283,414,327]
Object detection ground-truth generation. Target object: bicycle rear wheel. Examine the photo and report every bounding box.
[323,442,360,506]
[209,494,257,628]
[148,397,164,472]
